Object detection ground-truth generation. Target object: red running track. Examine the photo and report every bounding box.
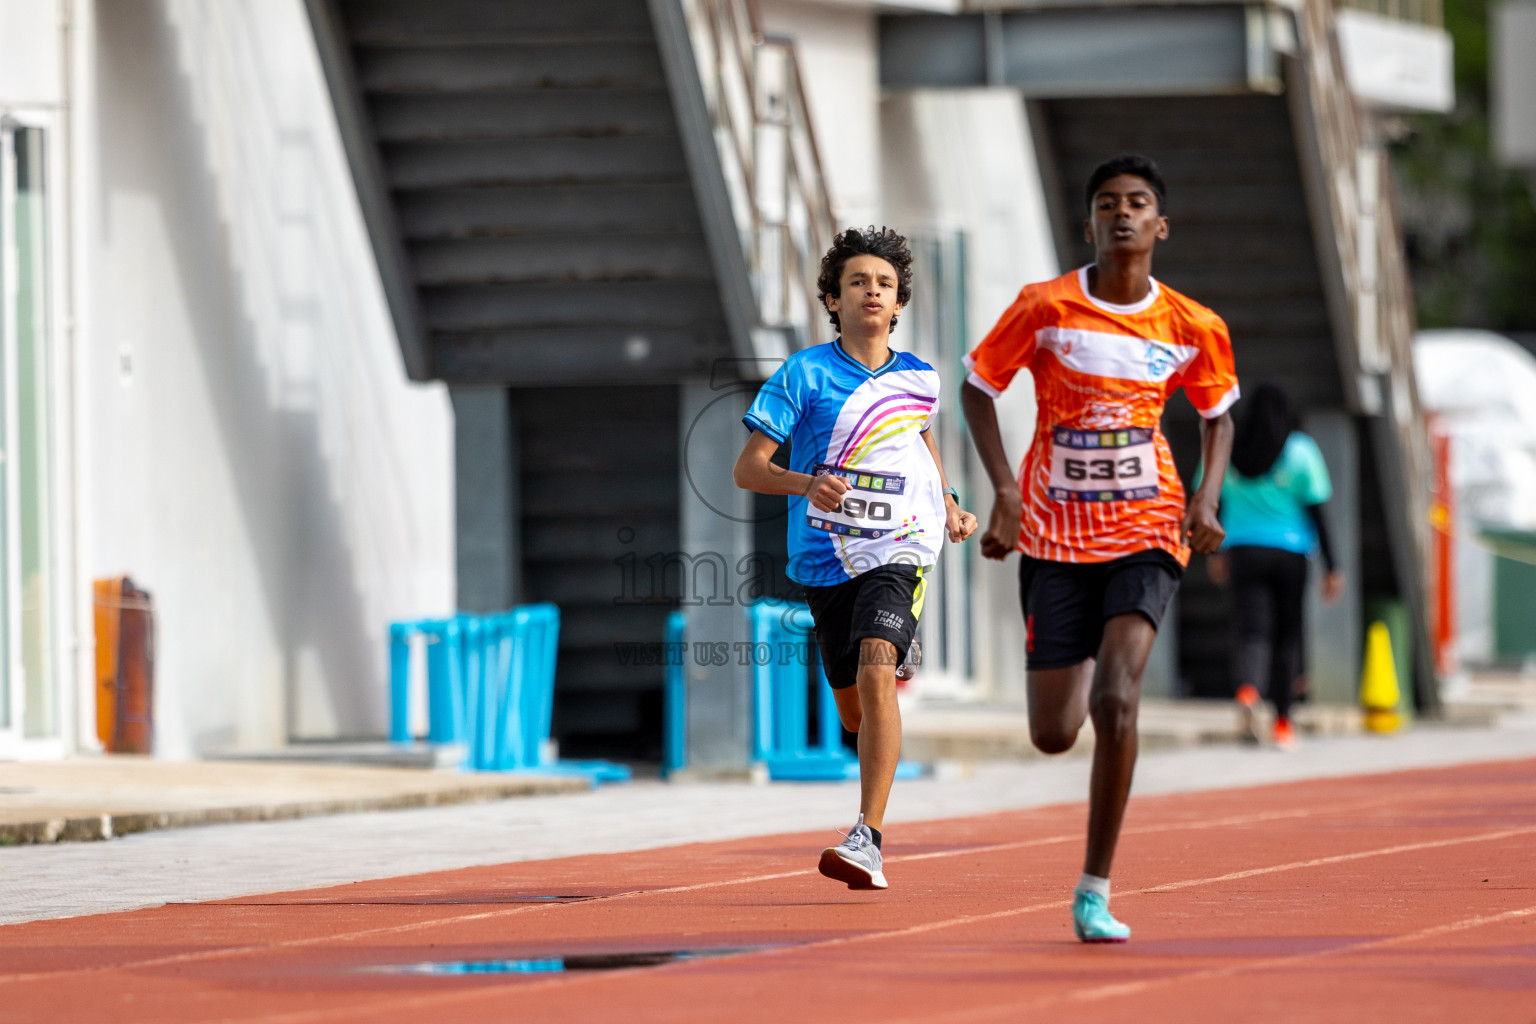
[1,758,1534,1023]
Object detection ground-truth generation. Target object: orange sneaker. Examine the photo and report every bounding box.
[1273,717,1297,750]
[1235,685,1260,744]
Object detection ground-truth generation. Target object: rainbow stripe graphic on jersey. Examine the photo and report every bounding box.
[835,392,937,468]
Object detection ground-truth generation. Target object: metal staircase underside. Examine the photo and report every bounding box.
[306,0,732,386]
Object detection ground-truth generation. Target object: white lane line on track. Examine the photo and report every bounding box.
[892,793,1411,865]
[748,824,1536,959]
[1072,904,1536,1002]
[909,904,1536,1023]
[207,823,1536,1024]
[0,795,1393,986]
[1136,825,1536,893]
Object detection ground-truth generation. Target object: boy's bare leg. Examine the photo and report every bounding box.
[1026,661,1095,754]
[832,684,863,733]
[853,638,901,830]
[1084,613,1157,877]
[1022,614,1156,875]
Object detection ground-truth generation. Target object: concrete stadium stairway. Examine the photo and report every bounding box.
[309,0,731,386]
[305,0,835,760]
[304,0,727,759]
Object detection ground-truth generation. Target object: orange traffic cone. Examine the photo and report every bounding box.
[1361,621,1402,733]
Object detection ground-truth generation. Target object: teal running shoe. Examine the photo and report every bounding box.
[1072,889,1131,943]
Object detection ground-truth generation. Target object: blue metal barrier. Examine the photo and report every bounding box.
[663,602,921,781]
[662,610,688,778]
[389,605,629,784]
[751,600,864,781]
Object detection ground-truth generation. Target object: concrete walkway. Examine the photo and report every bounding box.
[2,709,1533,926]
[900,696,1367,761]
[8,667,1522,851]
[0,697,1363,848]
[0,758,587,844]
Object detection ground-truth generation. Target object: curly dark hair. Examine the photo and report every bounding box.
[816,226,914,334]
[1085,153,1167,213]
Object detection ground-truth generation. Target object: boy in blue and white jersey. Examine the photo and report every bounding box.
[734,227,977,890]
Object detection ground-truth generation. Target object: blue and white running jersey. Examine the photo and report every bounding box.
[744,341,946,587]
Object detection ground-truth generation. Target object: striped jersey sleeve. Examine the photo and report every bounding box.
[962,284,1048,398]
[1170,306,1240,419]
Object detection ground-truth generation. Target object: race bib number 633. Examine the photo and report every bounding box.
[1046,426,1160,502]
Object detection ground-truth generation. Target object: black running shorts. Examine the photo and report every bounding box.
[803,564,925,689]
[1018,549,1182,670]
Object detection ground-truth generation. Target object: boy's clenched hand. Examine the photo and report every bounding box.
[804,473,850,513]
[946,501,978,543]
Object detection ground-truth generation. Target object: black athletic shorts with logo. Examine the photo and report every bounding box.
[803,564,925,689]
[1018,549,1183,670]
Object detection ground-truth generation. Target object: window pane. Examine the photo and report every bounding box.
[14,127,54,740]
[0,130,9,732]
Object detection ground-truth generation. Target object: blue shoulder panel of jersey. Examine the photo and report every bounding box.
[742,351,808,444]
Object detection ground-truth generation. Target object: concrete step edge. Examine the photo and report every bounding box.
[0,775,587,846]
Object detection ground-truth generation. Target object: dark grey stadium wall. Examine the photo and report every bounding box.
[513,381,792,763]
[513,386,680,762]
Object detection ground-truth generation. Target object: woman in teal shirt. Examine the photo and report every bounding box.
[1209,385,1343,748]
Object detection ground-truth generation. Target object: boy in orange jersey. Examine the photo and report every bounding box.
[960,154,1236,942]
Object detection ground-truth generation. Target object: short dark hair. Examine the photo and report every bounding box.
[817,225,914,333]
[1085,153,1167,213]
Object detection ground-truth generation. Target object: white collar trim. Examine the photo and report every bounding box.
[1077,265,1161,315]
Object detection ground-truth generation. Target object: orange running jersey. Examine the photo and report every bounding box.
[965,266,1239,566]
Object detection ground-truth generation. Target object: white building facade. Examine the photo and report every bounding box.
[0,0,454,760]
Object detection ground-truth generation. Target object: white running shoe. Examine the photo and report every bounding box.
[818,813,888,890]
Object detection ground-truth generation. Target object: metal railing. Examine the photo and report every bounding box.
[679,0,838,349]
[968,0,1441,26]
[1292,0,1437,703]
[387,604,631,781]
[388,606,561,770]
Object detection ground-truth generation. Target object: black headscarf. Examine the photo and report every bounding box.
[1230,383,1293,479]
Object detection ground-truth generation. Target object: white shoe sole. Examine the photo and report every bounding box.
[818,846,888,890]
[1237,701,1259,744]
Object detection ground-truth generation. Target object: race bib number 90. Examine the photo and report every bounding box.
[1046,427,1160,502]
[806,464,907,539]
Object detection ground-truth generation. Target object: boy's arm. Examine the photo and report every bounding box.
[920,429,978,543]
[733,430,848,511]
[1181,411,1233,554]
[1173,311,1238,557]
[960,382,1022,561]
